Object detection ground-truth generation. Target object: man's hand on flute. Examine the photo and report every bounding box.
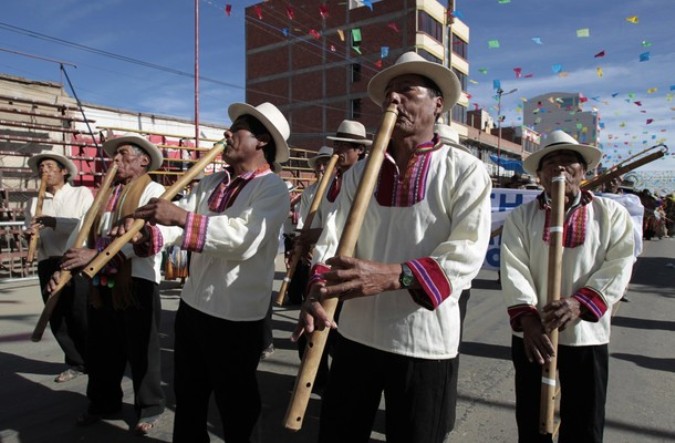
[320,256,402,300]
[520,314,555,365]
[542,296,581,333]
[291,283,338,342]
[45,270,64,294]
[59,247,97,273]
[133,198,189,228]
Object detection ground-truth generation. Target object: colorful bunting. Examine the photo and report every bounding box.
[639,52,650,62]
[309,29,321,40]
[281,28,289,37]
[351,28,362,44]
[286,6,294,20]
[642,40,652,47]
[362,0,374,10]
[576,28,590,38]
[492,79,501,90]
[329,44,336,52]
[387,22,400,33]
[225,4,232,16]
[498,0,511,3]
[531,37,543,45]
[488,39,500,49]
[552,64,563,74]
[319,5,329,19]
[254,5,262,20]
[646,119,654,125]
[478,68,488,74]
[380,46,389,58]
[647,88,657,94]
[596,67,604,78]
[625,15,639,24]
[594,50,605,58]
[513,67,522,78]
[374,59,383,69]
[337,29,345,41]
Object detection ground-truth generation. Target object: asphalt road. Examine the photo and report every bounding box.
[0,238,673,442]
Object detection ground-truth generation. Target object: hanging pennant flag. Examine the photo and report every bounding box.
[286,6,295,20]
[625,15,639,24]
[337,29,345,41]
[646,119,654,125]
[596,67,604,78]
[381,46,389,58]
[488,39,500,49]
[478,68,488,74]
[513,67,522,78]
[579,94,588,103]
[639,52,650,62]
[387,22,400,33]
[330,44,336,52]
[594,50,605,58]
[552,64,563,74]
[498,0,511,3]
[670,85,675,91]
[282,28,289,37]
[634,101,642,106]
[225,4,232,16]
[374,59,383,69]
[362,0,374,10]
[469,79,479,84]
[531,37,543,45]
[254,5,262,20]
[352,46,362,55]
[524,73,534,78]
[453,10,465,20]
[558,72,569,78]
[319,4,329,19]
[647,87,657,94]
[576,28,590,38]
[309,29,321,40]
[642,40,652,47]
[493,79,501,90]
[611,92,619,97]
[352,28,362,44]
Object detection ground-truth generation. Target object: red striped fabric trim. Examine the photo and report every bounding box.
[406,257,452,310]
[132,224,164,257]
[572,287,607,321]
[182,213,209,252]
[507,304,540,332]
[540,190,593,248]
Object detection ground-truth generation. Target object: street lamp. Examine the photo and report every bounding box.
[496,87,518,187]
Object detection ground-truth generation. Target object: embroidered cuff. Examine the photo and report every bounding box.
[406,257,452,310]
[181,212,209,252]
[133,224,164,257]
[572,287,607,322]
[507,304,540,332]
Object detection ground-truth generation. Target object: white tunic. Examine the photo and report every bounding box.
[313,145,492,359]
[24,183,94,261]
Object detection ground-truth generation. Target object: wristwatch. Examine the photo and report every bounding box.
[399,263,415,289]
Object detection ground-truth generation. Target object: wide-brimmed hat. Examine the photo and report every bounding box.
[367,51,461,113]
[28,150,78,183]
[308,146,334,168]
[326,120,372,146]
[523,129,602,175]
[228,102,290,164]
[102,134,164,171]
[435,123,469,153]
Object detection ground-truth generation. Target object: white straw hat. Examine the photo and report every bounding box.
[308,146,334,168]
[228,102,290,164]
[367,51,461,113]
[102,134,164,171]
[326,120,372,145]
[28,151,78,183]
[523,130,602,175]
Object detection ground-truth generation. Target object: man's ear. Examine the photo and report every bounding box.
[139,154,150,168]
[433,95,444,117]
[256,133,270,150]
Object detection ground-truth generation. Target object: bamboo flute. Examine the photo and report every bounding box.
[275,154,339,306]
[26,174,48,265]
[31,164,118,342]
[284,104,398,430]
[539,173,565,434]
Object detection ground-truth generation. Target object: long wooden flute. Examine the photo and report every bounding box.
[284,104,398,431]
[31,164,119,342]
[539,172,565,435]
[25,174,48,265]
[81,140,226,279]
[274,154,339,306]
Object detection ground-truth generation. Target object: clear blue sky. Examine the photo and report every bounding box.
[1,0,673,185]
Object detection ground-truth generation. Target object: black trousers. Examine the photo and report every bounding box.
[319,334,457,443]
[86,278,164,420]
[512,336,608,443]
[173,301,265,443]
[37,258,87,370]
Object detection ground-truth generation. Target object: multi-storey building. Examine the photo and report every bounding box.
[244,0,471,150]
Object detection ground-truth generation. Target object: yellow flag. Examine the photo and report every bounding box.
[647,87,657,94]
[596,67,604,78]
[337,29,344,41]
[625,15,639,24]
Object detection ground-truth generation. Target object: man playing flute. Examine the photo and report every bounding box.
[500,130,635,443]
[51,134,167,434]
[24,151,93,383]
[129,102,290,442]
[292,51,492,443]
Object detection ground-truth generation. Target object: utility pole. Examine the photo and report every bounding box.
[496,87,517,187]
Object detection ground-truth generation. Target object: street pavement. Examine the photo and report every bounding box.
[0,239,673,443]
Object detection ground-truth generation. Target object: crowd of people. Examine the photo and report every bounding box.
[24,52,645,443]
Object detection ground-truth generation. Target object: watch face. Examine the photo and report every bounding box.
[400,265,414,288]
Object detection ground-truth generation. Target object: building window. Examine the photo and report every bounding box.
[451,104,466,125]
[418,11,443,43]
[352,63,362,83]
[351,99,362,119]
[451,35,468,59]
[418,49,441,64]
[452,68,467,91]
